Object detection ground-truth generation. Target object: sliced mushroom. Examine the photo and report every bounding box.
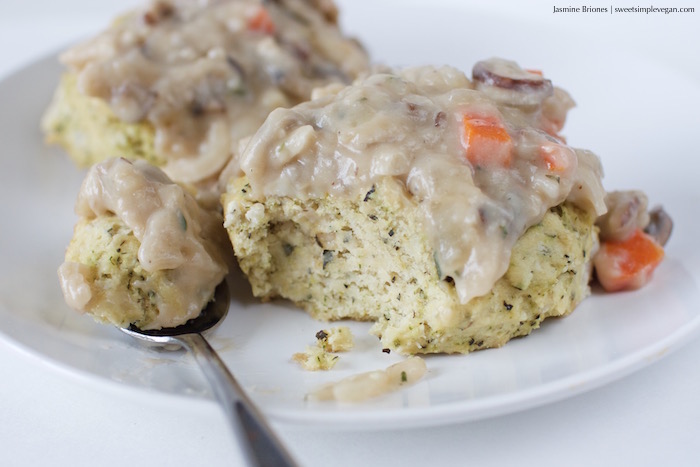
[596,190,650,242]
[644,206,673,246]
[142,1,175,26]
[472,58,553,107]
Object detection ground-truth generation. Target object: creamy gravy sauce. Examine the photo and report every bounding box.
[240,59,607,304]
[309,357,427,402]
[59,158,229,329]
[60,0,368,185]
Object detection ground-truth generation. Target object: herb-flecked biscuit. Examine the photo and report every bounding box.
[58,158,230,330]
[62,215,171,328]
[222,176,598,354]
[42,73,162,168]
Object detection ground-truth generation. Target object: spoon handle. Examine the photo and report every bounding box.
[178,333,298,467]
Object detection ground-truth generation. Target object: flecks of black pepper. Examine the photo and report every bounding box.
[368,214,378,221]
[503,301,513,311]
[363,185,376,202]
[382,348,391,354]
[388,229,395,237]
[322,250,333,269]
[315,330,328,340]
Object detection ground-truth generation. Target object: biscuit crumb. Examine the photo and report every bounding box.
[293,326,354,371]
[316,326,354,352]
[292,346,339,371]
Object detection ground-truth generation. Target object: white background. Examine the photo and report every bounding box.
[1,1,699,466]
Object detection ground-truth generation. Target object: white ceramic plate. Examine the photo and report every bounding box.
[1,1,699,430]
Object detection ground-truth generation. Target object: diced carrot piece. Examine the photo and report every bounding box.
[525,69,543,76]
[540,142,573,173]
[248,7,275,34]
[462,114,513,168]
[594,229,665,292]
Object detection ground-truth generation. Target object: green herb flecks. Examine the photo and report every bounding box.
[177,210,187,231]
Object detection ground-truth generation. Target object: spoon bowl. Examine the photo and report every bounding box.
[120,281,297,467]
[121,281,230,345]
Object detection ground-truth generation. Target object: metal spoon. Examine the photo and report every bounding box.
[120,282,297,467]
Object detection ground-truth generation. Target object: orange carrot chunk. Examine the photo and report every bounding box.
[540,142,573,173]
[462,114,513,168]
[594,229,665,292]
[248,7,275,34]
